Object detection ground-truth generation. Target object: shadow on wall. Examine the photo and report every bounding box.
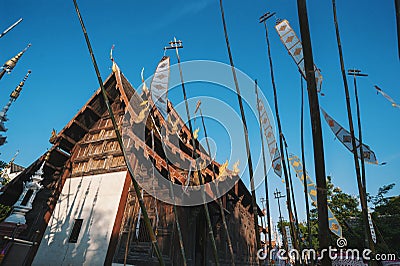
[34,173,123,265]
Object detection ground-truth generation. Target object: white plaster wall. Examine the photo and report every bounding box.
[33,171,127,266]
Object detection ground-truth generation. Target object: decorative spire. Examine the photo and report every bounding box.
[4,44,31,72]
[0,44,31,81]
[0,70,31,146]
[0,70,31,123]
[10,70,31,100]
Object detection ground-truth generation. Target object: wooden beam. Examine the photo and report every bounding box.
[61,133,77,146]
[54,147,70,158]
[44,161,62,172]
[86,105,102,118]
[73,120,89,132]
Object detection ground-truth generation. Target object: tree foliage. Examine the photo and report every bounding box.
[370,185,400,256]
[280,177,399,257]
[0,160,12,222]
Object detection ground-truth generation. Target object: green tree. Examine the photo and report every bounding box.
[303,176,364,250]
[289,178,399,257]
[370,184,400,256]
[0,160,12,222]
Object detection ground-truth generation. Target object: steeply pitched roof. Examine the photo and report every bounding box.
[0,63,262,215]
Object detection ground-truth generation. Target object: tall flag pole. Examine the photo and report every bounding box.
[296,1,331,264]
[282,135,302,251]
[255,80,273,257]
[196,101,235,266]
[165,38,220,265]
[148,112,188,266]
[259,11,299,255]
[274,189,287,249]
[396,0,400,59]
[331,1,377,259]
[0,18,23,39]
[348,68,379,258]
[218,0,262,255]
[347,69,368,194]
[70,1,165,265]
[138,56,188,265]
[0,44,31,81]
[0,70,31,146]
[299,74,313,254]
[255,80,282,179]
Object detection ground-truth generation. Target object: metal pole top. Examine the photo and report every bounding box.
[259,12,276,23]
[347,69,368,76]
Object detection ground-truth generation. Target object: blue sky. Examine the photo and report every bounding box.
[0,0,399,223]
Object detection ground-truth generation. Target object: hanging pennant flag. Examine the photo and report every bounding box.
[150,56,170,118]
[289,154,343,238]
[321,108,378,165]
[257,97,282,177]
[374,85,400,109]
[275,19,323,93]
[368,211,377,243]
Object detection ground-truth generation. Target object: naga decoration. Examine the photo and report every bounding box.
[321,108,378,164]
[275,19,323,93]
[256,97,282,177]
[374,85,400,108]
[289,154,343,238]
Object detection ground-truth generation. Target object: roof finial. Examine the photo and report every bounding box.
[110,44,119,73]
[9,150,20,165]
[110,44,115,62]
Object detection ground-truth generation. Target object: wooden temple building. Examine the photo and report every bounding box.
[0,63,263,265]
